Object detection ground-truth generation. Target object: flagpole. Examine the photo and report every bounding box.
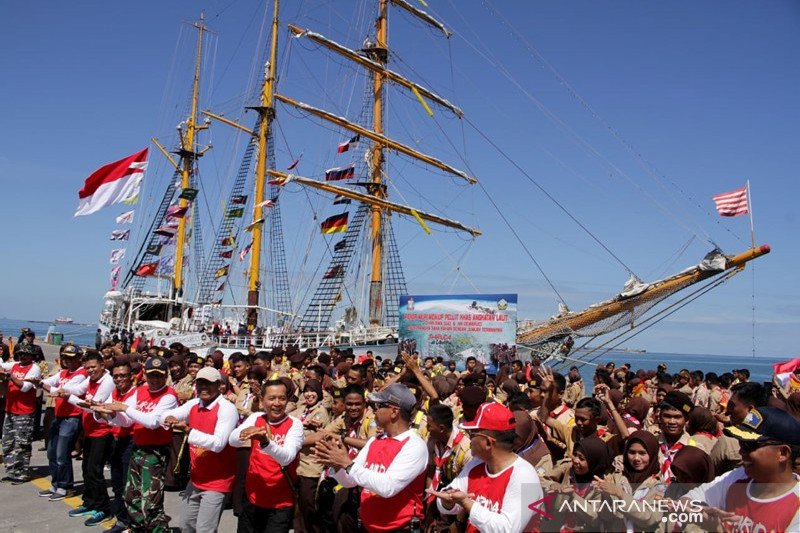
[746,180,756,248]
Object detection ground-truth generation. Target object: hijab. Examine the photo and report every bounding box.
[572,436,612,484]
[622,430,661,486]
[664,445,714,499]
[624,397,651,427]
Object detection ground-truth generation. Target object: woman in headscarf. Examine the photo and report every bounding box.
[664,445,714,498]
[289,379,330,533]
[539,436,615,532]
[622,396,651,432]
[513,409,553,478]
[594,430,665,532]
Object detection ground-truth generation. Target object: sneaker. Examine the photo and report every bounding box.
[69,506,93,517]
[38,488,55,497]
[1,475,14,483]
[83,511,109,527]
[48,490,68,502]
[11,477,30,485]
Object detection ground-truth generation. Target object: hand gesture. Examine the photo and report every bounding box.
[104,401,130,413]
[401,351,420,374]
[314,436,351,470]
[240,426,269,443]
[537,366,555,393]
[592,475,624,498]
[426,487,474,508]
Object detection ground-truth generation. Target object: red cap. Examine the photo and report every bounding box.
[460,402,516,432]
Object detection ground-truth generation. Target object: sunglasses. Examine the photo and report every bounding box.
[467,430,496,442]
[371,401,397,410]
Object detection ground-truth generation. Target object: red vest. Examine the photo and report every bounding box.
[6,363,37,415]
[82,378,113,438]
[111,387,136,439]
[465,463,515,533]
[55,368,87,418]
[130,385,177,447]
[188,401,237,492]
[360,436,426,532]
[724,478,799,533]
[245,416,298,509]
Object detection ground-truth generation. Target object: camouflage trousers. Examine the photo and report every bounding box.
[1,413,34,479]
[124,445,171,533]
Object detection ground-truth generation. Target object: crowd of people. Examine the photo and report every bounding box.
[1,330,799,532]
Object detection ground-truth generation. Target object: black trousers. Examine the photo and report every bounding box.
[295,475,320,533]
[232,446,251,516]
[110,435,133,526]
[82,434,113,513]
[237,499,293,533]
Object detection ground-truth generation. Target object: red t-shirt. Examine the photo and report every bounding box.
[245,416,299,509]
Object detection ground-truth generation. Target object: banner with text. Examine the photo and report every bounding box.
[399,294,517,370]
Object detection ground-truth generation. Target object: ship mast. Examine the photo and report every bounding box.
[246,0,281,330]
[173,14,209,299]
[367,0,389,325]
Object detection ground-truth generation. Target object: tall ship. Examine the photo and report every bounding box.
[97,1,768,365]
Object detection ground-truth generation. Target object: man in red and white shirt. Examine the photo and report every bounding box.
[95,355,178,533]
[430,401,541,533]
[683,406,800,532]
[229,379,304,533]
[315,383,429,532]
[0,343,42,483]
[58,350,115,526]
[161,367,238,533]
[105,359,137,533]
[40,344,88,500]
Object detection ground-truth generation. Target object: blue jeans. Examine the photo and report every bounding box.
[47,416,81,490]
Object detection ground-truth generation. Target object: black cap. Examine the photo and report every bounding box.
[16,343,36,356]
[331,387,343,399]
[724,407,800,446]
[188,354,205,367]
[60,344,81,358]
[145,356,169,375]
[660,390,694,416]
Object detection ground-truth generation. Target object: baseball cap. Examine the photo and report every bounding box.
[61,345,81,358]
[660,390,694,416]
[724,407,800,447]
[196,367,222,382]
[367,383,417,412]
[145,356,168,375]
[460,402,516,432]
[188,354,205,367]
[16,343,36,356]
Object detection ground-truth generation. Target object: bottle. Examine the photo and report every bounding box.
[409,502,421,533]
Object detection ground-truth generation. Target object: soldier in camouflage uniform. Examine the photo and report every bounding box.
[0,343,42,482]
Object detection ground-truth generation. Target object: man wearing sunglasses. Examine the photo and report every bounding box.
[683,406,800,532]
[315,382,428,532]
[428,401,540,533]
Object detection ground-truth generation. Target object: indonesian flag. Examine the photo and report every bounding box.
[75,148,148,216]
[166,205,188,219]
[287,154,302,170]
[337,134,360,153]
[713,185,749,217]
[773,357,800,375]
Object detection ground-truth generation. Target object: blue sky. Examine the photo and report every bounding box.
[1,1,798,357]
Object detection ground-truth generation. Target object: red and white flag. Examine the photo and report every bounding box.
[713,185,749,217]
[75,148,148,216]
[110,265,122,290]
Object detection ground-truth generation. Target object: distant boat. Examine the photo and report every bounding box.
[55,317,74,324]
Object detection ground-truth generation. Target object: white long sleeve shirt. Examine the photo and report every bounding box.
[0,361,40,392]
[103,385,178,429]
[228,412,304,467]
[62,371,114,409]
[332,428,428,499]
[438,456,541,533]
[160,395,238,453]
[42,368,87,394]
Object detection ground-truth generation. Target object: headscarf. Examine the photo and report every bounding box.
[622,430,660,486]
[207,351,224,370]
[669,445,714,484]
[572,436,612,484]
[624,397,651,428]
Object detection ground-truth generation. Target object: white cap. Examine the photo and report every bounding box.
[196,367,222,383]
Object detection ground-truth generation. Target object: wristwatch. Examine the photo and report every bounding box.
[344,462,355,474]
